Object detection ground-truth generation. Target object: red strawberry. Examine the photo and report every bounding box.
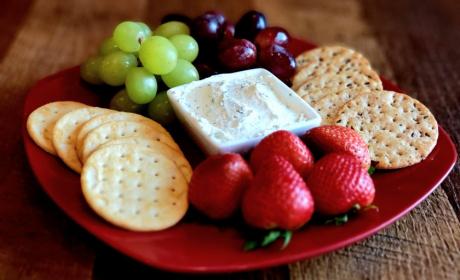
[307,153,375,215]
[242,156,314,230]
[189,153,253,220]
[305,125,371,169]
[250,130,314,178]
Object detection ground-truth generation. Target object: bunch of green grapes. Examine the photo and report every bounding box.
[80,21,200,125]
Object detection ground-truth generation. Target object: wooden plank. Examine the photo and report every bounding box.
[0,0,33,62]
[0,0,146,279]
[362,0,460,220]
[289,190,460,279]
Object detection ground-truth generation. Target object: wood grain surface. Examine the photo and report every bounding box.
[0,0,459,279]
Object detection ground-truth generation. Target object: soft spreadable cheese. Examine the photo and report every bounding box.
[167,68,321,155]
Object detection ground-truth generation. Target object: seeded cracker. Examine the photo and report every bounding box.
[52,107,111,173]
[76,111,172,160]
[27,101,87,155]
[314,90,361,125]
[334,91,438,169]
[99,137,192,182]
[293,46,382,109]
[81,120,179,163]
[81,144,188,231]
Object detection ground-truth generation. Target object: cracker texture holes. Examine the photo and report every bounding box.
[333,91,438,169]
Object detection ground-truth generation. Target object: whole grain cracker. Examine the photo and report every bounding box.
[100,137,192,182]
[81,144,188,231]
[296,65,382,107]
[26,101,87,155]
[313,90,363,125]
[292,46,379,90]
[76,111,170,159]
[81,120,179,163]
[292,46,382,110]
[334,91,438,169]
[52,107,112,173]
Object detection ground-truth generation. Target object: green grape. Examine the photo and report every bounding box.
[125,67,158,104]
[110,89,144,113]
[139,36,178,75]
[99,37,119,55]
[80,56,103,84]
[148,91,176,125]
[153,21,190,38]
[161,59,199,88]
[169,34,199,62]
[137,22,152,38]
[98,51,137,86]
[113,21,146,53]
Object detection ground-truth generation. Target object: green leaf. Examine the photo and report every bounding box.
[281,231,293,250]
[368,166,376,175]
[261,230,281,247]
[243,230,294,251]
[325,214,348,225]
[243,240,259,251]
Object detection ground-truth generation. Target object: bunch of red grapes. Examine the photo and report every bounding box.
[162,10,296,84]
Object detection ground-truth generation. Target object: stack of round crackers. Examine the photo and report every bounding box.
[293,46,438,169]
[27,102,191,231]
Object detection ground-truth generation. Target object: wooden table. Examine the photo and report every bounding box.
[1,0,459,279]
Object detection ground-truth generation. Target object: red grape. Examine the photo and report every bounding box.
[203,11,226,26]
[222,21,235,40]
[254,27,290,49]
[194,62,219,78]
[218,39,257,71]
[258,44,296,82]
[235,10,267,41]
[192,14,222,43]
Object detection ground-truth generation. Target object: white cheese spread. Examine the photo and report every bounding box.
[171,73,309,143]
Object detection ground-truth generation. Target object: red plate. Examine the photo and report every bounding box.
[23,38,457,273]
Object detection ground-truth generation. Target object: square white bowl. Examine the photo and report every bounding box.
[167,68,321,155]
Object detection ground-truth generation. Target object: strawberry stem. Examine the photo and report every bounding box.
[243,229,293,251]
[281,230,293,250]
[368,166,376,175]
[324,214,349,225]
[261,230,281,246]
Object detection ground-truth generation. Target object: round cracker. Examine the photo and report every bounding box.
[26,101,87,155]
[76,111,170,159]
[334,91,438,169]
[292,46,380,90]
[52,107,112,173]
[100,137,192,182]
[292,46,382,109]
[313,90,363,125]
[81,144,188,231]
[296,65,382,107]
[81,120,180,163]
